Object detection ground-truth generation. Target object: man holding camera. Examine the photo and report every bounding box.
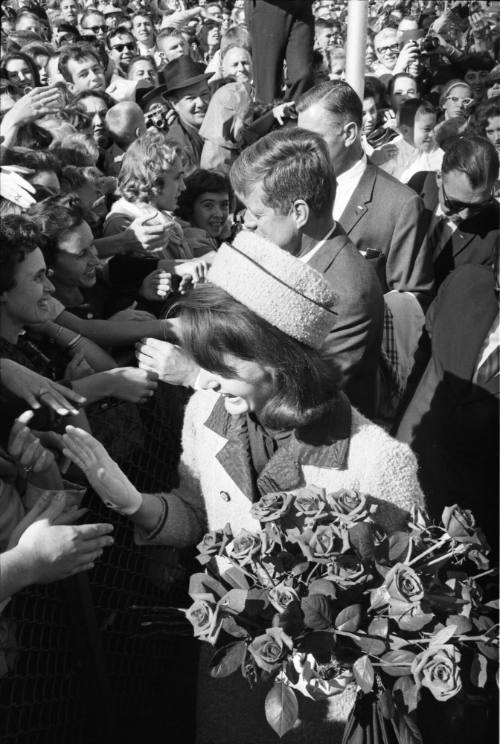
[372,28,420,80]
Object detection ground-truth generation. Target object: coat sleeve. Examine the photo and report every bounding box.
[385,192,434,308]
[134,394,208,548]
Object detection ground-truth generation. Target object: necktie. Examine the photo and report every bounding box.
[476,345,500,386]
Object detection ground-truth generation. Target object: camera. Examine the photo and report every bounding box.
[417,36,440,53]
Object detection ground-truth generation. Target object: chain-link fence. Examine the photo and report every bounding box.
[0,384,199,744]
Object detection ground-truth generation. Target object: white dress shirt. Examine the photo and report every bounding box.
[332,154,368,221]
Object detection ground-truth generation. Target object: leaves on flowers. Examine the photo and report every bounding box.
[352,655,374,693]
[265,682,298,738]
[209,641,247,679]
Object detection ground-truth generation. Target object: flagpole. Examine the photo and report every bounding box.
[344,0,369,100]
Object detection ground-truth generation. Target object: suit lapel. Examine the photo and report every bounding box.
[338,165,376,235]
[306,224,349,274]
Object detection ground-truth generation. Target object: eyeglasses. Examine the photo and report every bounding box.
[111,43,135,52]
[376,42,400,55]
[85,24,107,33]
[445,96,474,107]
[441,179,493,215]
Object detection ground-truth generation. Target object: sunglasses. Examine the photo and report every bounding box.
[85,24,107,33]
[445,95,473,107]
[441,179,493,215]
[376,42,400,55]
[111,42,135,52]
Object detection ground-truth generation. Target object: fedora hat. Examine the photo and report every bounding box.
[159,55,211,96]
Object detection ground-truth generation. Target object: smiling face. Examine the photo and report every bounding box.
[221,47,252,83]
[464,68,490,102]
[412,111,436,152]
[191,191,230,237]
[196,354,274,416]
[132,14,154,46]
[374,29,400,70]
[53,221,99,290]
[1,248,55,330]
[171,80,210,130]
[5,58,36,92]
[362,96,378,135]
[109,32,136,68]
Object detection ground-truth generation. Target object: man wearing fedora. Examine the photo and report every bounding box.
[155,55,212,176]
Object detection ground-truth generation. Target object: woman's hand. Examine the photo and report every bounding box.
[272,101,296,125]
[0,359,86,415]
[64,350,95,381]
[136,338,200,387]
[109,302,156,322]
[139,270,173,301]
[62,426,143,515]
[8,491,114,582]
[173,259,210,293]
[8,411,55,475]
[1,86,62,128]
[126,217,168,253]
[0,166,36,207]
[105,367,158,403]
[382,109,397,130]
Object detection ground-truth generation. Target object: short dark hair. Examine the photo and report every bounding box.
[72,88,112,108]
[442,135,499,188]
[2,147,61,176]
[387,72,419,97]
[297,80,363,128]
[175,169,232,221]
[469,97,500,139]
[459,54,494,75]
[0,214,42,293]
[27,193,85,266]
[58,42,103,82]
[230,128,335,217]
[175,283,341,429]
[106,25,135,49]
[398,98,435,129]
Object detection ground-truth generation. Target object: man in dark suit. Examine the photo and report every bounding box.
[397,262,499,547]
[296,81,433,307]
[230,127,384,419]
[407,135,500,289]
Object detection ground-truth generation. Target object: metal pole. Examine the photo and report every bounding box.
[344,0,369,101]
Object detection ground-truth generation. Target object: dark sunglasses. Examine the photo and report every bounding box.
[85,25,107,33]
[111,42,135,52]
[441,179,493,215]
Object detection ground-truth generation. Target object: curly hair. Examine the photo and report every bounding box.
[175,169,232,222]
[26,193,85,266]
[117,130,182,204]
[0,214,42,293]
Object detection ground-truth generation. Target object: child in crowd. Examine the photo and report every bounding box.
[379,99,443,183]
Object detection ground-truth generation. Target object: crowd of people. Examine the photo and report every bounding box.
[0,0,499,742]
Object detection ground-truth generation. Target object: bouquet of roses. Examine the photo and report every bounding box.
[183,488,499,741]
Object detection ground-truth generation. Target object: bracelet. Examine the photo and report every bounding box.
[66,333,82,349]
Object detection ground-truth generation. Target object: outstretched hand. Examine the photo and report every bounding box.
[62,426,143,515]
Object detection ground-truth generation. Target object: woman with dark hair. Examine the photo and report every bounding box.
[62,230,425,743]
[0,52,41,96]
[175,168,232,253]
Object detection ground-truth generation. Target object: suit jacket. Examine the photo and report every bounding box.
[408,171,500,289]
[397,265,499,541]
[339,163,433,306]
[306,224,384,418]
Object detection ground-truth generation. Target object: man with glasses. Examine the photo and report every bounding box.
[79,9,107,42]
[107,26,137,76]
[416,136,500,289]
[372,28,418,79]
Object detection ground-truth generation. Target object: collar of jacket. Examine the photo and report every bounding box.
[204,392,352,498]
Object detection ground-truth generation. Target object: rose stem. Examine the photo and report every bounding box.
[407,535,451,566]
[257,560,277,588]
[469,568,496,580]
[305,562,321,584]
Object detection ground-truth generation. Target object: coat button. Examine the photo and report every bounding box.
[220,491,230,502]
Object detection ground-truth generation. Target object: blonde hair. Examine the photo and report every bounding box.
[118,130,181,204]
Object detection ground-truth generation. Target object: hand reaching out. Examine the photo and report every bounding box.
[109,301,156,322]
[136,338,200,387]
[0,360,85,415]
[62,426,143,515]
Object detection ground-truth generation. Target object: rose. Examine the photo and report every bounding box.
[196,527,231,565]
[308,524,343,563]
[250,491,293,522]
[384,563,424,604]
[226,529,262,565]
[186,600,220,643]
[268,582,300,613]
[326,554,367,589]
[327,489,368,523]
[442,505,484,546]
[293,486,328,521]
[412,644,462,701]
[249,627,292,672]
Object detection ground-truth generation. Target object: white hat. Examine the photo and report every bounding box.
[207,230,337,349]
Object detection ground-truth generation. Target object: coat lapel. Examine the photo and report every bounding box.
[204,397,257,500]
[338,165,376,235]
